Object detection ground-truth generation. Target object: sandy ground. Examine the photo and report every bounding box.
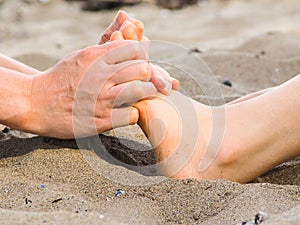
[0,0,299,224]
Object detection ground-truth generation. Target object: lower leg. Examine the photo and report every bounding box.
[222,74,300,182]
[228,87,274,104]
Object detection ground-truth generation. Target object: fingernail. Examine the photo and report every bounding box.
[163,79,172,94]
[158,76,171,95]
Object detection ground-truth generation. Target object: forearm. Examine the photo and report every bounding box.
[0,53,39,75]
[0,67,33,131]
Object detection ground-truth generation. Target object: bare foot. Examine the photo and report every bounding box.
[134,91,227,180]
[135,76,300,183]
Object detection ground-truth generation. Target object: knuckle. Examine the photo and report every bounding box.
[139,63,151,79]
[129,108,138,124]
[136,21,144,31]
[97,104,110,119]
[102,31,110,41]
[108,92,117,105]
[108,89,120,106]
[78,46,93,59]
[80,45,105,62]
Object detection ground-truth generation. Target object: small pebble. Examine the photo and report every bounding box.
[25,198,32,204]
[189,48,202,53]
[237,211,267,225]
[55,43,62,49]
[2,127,9,133]
[99,214,104,219]
[52,198,63,204]
[254,212,267,224]
[115,190,125,197]
[222,80,232,87]
[192,212,200,220]
[40,184,46,189]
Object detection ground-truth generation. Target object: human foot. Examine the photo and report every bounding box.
[134,91,227,179]
[135,76,300,183]
[134,90,270,183]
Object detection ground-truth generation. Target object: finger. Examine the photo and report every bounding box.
[110,31,125,41]
[111,107,139,128]
[172,79,180,90]
[120,21,139,40]
[129,18,144,41]
[150,64,181,94]
[149,65,172,95]
[99,10,128,44]
[155,65,180,90]
[109,81,157,107]
[94,107,139,133]
[150,76,172,96]
[103,41,149,64]
[110,60,151,84]
[152,77,180,92]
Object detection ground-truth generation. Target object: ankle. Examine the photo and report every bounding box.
[197,106,244,181]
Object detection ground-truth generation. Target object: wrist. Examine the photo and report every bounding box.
[26,69,71,137]
[24,71,52,135]
[0,68,34,132]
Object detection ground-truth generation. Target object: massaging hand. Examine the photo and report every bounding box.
[28,40,157,139]
[99,10,180,93]
[0,11,178,140]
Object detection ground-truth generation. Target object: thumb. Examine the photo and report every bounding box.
[99,10,128,44]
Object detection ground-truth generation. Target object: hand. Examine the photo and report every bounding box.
[28,41,157,139]
[100,11,180,94]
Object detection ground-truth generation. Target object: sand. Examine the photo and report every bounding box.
[0,0,299,224]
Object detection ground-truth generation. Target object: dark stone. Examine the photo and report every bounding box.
[260,50,266,55]
[2,127,9,133]
[80,0,141,11]
[222,79,232,87]
[157,0,198,9]
[189,48,203,54]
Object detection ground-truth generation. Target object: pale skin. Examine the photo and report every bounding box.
[0,11,179,139]
[116,14,300,183]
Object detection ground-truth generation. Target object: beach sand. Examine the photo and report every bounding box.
[0,0,299,224]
